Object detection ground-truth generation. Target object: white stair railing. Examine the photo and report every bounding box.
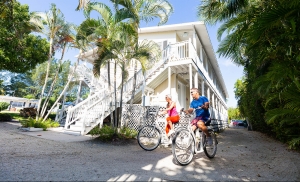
[64,89,108,129]
[76,64,104,91]
[64,46,171,135]
[121,45,171,96]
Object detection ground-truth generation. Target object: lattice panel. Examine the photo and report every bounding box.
[121,104,194,134]
[121,105,166,132]
[122,104,228,135]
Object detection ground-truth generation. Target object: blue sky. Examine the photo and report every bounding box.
[18,0,244,108]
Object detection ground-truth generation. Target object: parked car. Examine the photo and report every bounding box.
[237,120,244,126]
[230,120,239,126]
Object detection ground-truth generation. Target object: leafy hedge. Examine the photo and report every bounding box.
[0,102,9,112]
[0,113,12,121]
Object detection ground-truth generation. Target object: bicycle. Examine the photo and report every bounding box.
[172,109,218,165]
[137,106,175,151]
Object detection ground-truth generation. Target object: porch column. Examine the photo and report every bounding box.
[193,28,197,50]
[206,58,209,73]
[212,93,215,119]
[200,44,203,62]
[212,93,215,109]
[207,87,210,103]
[188,38,192,58]
[189,64,193,101]
[168,66,171,94]
[194,72,198,89]
[76,80,82,104]
[201,80,205,96]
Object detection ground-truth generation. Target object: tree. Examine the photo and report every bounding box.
[0,80,4,95]
[31,4,75,120]
[79,2,132,127]
[0,0,49,73]
[111,0,173,107]
[81,1,164,128]
[198,0,300,149]
[227,107,242,121]
[0,102,10,112]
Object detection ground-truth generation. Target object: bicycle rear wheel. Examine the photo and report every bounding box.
[204,131,217,158]
[137,126,161,151]
[172,129,195,166]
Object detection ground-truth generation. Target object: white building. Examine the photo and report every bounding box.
[62,21,229,135]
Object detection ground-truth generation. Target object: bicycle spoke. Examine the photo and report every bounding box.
[137,126,161,151]
[172,129,194,165]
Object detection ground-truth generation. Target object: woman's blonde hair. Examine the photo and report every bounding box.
[165,94,172,99]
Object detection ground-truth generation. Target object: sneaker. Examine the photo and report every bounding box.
[168,138,172,145]
[206,136,213,146]
[167,129,175,138]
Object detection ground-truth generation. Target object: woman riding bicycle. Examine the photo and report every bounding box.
[159,94,180,139]
[183,88,213,145]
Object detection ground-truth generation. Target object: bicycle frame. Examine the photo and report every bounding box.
[184,124,206,154]
[172,108,217,165]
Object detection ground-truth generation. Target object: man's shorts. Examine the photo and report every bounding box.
[191,116,211,126]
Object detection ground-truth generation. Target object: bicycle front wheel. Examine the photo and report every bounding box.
[204,131,217,158]
[172,129,195,166]
[137,126,161,151]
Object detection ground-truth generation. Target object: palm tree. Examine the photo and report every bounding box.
[40,22,77,118]
[118,39,161,127]
[76,0,90,10]
[43,24,94,121]
[31,4,72,120]
[112,0,173,113]
[80,2,137,127]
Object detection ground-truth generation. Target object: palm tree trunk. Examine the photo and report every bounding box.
[36,38,53,120]
[108,59,114,127]
[114,59,117,128]
[129,60,137,111]
[43,50,81,121]
[119,61,125,127]
[41,42,67,118]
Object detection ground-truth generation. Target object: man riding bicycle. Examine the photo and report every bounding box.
[183,88,213,145]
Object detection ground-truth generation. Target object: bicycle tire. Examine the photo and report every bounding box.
[172,128,195,166]
[137,125,161,151]
[204,131,217,158]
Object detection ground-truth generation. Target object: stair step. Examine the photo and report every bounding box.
[70,125,82,131]
[63,129,81,136]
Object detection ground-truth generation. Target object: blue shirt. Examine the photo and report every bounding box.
[190,96,210,117]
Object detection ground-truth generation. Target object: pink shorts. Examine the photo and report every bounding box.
[191,116,210,126]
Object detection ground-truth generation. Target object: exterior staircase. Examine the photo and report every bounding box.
[76,64,106,93]
[63,46,171,135]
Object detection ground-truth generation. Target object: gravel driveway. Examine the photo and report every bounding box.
[1,121,300,181]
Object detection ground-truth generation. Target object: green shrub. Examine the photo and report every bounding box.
[0,102,9,112]
[88,125,137,141]
[89,125,115,141]
[117,127,138,139]
[0,113,12,121]
[20,117,60,130]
